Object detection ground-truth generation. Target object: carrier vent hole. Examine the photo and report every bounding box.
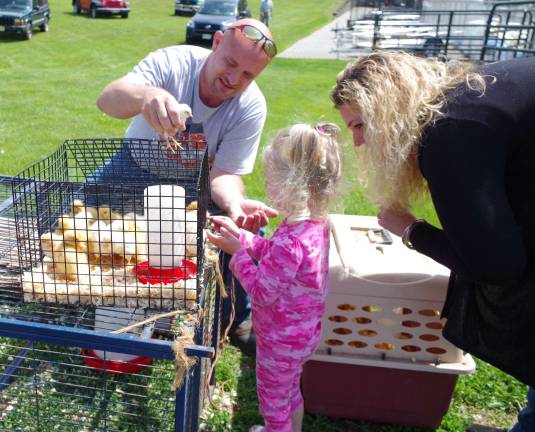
[419,308,440,317]
[394,332,413,340]
[328,315,347,323]
[426,347,447,355]
[375,343,395,350]
[325,339,344,346]
[358,329,378,337]
[401,320,421,328]
[337,304,356,311]
[352,316,372,325]
[392,307,412,315]
[348,341,367,349]
[333,327,352,335]
[362,304,382,313]
[420,334,440,342]
[401,345,421,352]
[426,322,444,330]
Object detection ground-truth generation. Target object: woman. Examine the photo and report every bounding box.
[331,51,535,432]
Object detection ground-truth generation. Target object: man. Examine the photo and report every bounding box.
[96,18,278,354]
[260,0,273,27]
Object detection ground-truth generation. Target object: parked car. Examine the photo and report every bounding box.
[72,0,129,18]
[175,0,203,16]
[185,0,250,45]
[0,0,50,40]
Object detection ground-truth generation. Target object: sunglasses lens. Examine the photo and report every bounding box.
[242,25,263,42]
[235,25,277,58]
[264,40,277,58]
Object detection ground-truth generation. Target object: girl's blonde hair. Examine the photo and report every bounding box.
[331,51,486,210]
[263,122,342,221]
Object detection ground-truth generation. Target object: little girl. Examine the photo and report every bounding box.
[207,122,342,432]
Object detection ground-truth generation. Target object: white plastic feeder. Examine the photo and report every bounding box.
[143,184,186,269]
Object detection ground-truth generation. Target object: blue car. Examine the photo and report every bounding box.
[185,0,250,45]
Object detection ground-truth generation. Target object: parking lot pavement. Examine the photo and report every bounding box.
[278,10,361,61]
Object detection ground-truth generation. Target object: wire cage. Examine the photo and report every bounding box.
[0,138,221,431]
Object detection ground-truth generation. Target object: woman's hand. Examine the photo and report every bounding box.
[377,208,416,237]
[207,215,241,254]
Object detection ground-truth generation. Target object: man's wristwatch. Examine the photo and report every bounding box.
[401,219,425,250]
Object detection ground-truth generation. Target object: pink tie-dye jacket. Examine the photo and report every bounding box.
[229,219,330,353]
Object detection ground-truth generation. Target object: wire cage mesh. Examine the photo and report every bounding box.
[1,340,180,431]
[0,138,220,431]
[12,138,210,310]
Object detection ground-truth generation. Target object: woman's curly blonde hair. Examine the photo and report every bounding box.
[263,122,342,221]
[331,51,486,210]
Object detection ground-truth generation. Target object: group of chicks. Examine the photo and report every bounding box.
[39,199,199,283]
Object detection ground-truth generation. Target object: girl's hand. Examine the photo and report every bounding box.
[206,228,241,255]
[377,208,416,237]
[208,215,240,239]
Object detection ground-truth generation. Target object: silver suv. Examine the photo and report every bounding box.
[175,0,203,16]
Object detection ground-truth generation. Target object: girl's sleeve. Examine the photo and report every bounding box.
[239,230,270,260]
[230,234,303,307]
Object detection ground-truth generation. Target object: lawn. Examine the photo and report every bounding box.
[0,0,528,431]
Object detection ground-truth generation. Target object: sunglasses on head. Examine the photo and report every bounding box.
[228,24,277,58]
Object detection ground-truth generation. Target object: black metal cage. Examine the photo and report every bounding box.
[12,138,210,310]
[0,139,220,432]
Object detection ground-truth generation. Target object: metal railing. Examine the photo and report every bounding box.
[335,0,535,62]
[481,1,535,61]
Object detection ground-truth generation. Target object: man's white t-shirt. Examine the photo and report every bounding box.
[124,45,267,177]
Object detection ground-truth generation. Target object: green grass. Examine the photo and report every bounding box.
[0,0,346,173]
[205,346,527,432]
[0,0,529,431]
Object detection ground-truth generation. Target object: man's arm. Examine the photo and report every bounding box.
[97,77,146,119]
[97,77,187,136]
[210,166,245,220]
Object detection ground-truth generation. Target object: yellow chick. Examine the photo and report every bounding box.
[71,199,85,215]
[185,209,198,257]
[87,220,113,258]
[63,229,88,253]
[52,246,89,282]
[177,104,193,125]
[40,232,65,259]
[97,206,112,223]
[56,215,75,232]
[186,201,198,211]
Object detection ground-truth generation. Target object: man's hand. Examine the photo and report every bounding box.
[207,216,241,254]
[232,199,278,233]
[209,168,278,233]
[140,87,191,137]
[377,208,416,237]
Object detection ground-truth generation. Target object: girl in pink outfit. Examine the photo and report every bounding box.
[207,123,342,432]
